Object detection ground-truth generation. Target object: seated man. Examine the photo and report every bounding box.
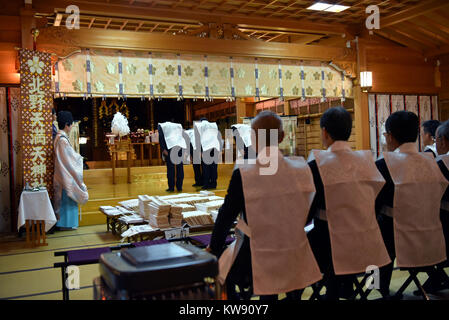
[422,120,440,157]
[420,120,449,293]
[307,106,390,300]
[208,110,322,300]
[375,111,448,297]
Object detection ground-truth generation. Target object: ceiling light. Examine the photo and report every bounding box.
[325,4,349,12]
[307,2,332,11]
[307,2,350,13]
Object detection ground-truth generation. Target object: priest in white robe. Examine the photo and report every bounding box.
[54,111,89,230]
[158,121,187,192]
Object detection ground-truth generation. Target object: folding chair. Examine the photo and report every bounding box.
[393,266,435,300]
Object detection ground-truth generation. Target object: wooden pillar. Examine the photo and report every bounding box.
[236,99,246,123]
[20,4,36,50]
[354,39,370,150]
[353,85,370,150]
[284,100,291,116]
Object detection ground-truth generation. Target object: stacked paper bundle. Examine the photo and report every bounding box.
[116,206,135,215]
[199,190,215,197]
[118,199,139,212]
[121,224,158,240]
[210,210,219,222]
[100,206,123,217]
[119,214,144,224]
[168,203,195,228]
[195,200,224,213]
[138,195,152,218]
[168,196,209,206]
[183,211,214,226]
[147,197,171,229]
[158,193,192,201]
[206,196,224,202]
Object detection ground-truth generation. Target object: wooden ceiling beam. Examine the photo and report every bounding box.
[381,0,449,28]
[409,17,449,42]
[32,0,350,35]
[375,29,426,53]
[393,24,441,48]
[88,17,95,29]
[37,26,355,62]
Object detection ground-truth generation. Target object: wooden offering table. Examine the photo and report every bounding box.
[107,138,134,184]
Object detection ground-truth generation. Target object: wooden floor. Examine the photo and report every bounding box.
[1,163,448,300]
[80,164,234,226]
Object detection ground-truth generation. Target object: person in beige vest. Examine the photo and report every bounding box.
[207,110,322,300]
[418,120,449,294]
[307,107,391,300]
[376,111,448,297]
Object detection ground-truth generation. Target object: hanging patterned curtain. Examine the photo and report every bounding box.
[55,50,353,100]
[368,93,439,158]
[0,88,11,233]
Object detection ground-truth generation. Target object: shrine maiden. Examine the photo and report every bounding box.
[307,107,390,300]
[54,111,89,230]
[208,111,321,300]
[376,111,447,297]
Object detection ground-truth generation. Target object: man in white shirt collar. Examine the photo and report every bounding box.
[376,111,447,298]
[422,120,440,157]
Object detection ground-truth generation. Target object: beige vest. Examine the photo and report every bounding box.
[159,122,186,150]
[311,141,391,275]
[383,142,448,268]
[218,149,322,295]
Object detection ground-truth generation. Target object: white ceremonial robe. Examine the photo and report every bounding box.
[185,129,196,150]
[310,141,391,275]
[159,122,187,150]
[424,143,438,156]
[53,131,89,216]
[218,148,322,295]
[231,124,252,147]
[383,142,448,267]
[194,120,221,151]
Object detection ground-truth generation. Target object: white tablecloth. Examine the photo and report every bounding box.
[17,190,57,232]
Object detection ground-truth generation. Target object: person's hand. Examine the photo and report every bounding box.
[205,246,212,253]
[163,150,168,157]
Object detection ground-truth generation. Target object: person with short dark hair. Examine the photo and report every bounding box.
[375,111,447,297]
[208,110,321,301]
[422,119,440,157]
[54,111,89,230]
[419,121,449,294]
[307,106,390,300]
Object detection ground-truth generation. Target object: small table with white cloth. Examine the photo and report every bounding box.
[18,189,57,247]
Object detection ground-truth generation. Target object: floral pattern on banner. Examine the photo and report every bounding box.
[20,49,54,191]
